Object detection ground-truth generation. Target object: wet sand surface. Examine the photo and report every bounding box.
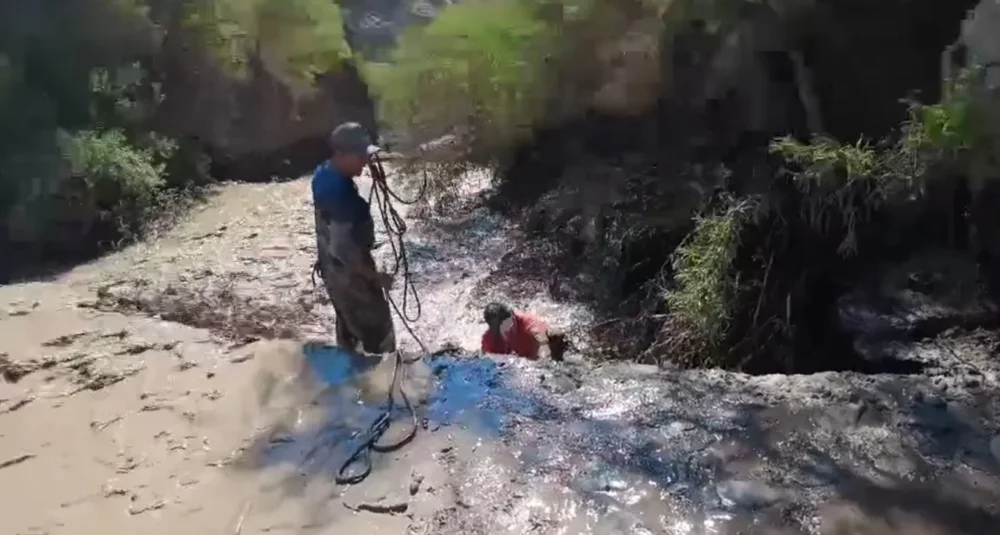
[2,173,1000,534]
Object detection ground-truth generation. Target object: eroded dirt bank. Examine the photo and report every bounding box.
[2,172,1000,534]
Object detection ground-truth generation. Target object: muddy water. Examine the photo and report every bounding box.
[213,347,1000,535]
[2,173,1000,534]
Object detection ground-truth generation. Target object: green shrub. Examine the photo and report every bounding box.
[365,0,550,162]
[666,199,753,347]
[365,0,771,162]
[770,135,916,256]
[664,133,919,367]
[68,129,166,240]
[183,0,351,83]
[902,66,1000,182]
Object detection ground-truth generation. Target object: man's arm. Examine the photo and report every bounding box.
[534,332,552,360]
[481,332,497,354]
[348,252,391,289]
[529,325,552,360]
[522,316,552,360]
[326,202,390,289]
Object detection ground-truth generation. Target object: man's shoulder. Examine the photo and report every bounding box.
[515,311,548,333]
[313,164,346,190]
[313,165,363,204]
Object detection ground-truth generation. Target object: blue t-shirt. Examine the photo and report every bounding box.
[311,163,375,250]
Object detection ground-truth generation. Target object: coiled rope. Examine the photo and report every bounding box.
[367,153,428,331]
[334,348,420,485]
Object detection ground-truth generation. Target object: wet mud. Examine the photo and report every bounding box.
[217,345,1000,535]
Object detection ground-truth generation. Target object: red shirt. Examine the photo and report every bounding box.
[481,310,549,359]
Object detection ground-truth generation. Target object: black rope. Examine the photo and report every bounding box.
[335,349,420,485]
[367,154,427,325]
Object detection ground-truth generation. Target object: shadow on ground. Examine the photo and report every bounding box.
[228,348,1000,534]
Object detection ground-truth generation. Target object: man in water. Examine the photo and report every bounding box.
[480,302,567,361]
[313,122,396,354]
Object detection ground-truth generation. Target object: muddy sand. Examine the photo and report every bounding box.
[2,172,1000,534]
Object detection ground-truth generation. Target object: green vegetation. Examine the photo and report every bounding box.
[770,135,915,256]
[183,0,350,82]
[659,64,1000,370]
[903,66,1000,182]
[365,0,550,162]
[666,201,752,349]
[68,129,166,241]
[0,0,349,268]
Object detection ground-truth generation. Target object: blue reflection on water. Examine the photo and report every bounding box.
[301,346,545,436]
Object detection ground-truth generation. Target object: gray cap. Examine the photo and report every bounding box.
[330,122,379,156]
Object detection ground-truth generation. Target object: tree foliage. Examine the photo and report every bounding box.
[364,0,782,173]
[0,0,349,261]
[180,0,350,82]
[902,66,1000,184]
[365,0,551,161]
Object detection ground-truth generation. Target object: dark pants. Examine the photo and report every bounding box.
[315,216,396,355]
[318,261,396,354]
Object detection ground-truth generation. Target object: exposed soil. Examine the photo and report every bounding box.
[2,169,1000,534]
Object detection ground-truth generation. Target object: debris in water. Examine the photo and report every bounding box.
[42,332,91,347]
[345,497,409,515]
[0,453,36,470]
[602,479,628,492]
[0,396,34,414]
[100,329,130,340]
[229,336,260,350]
[117,455,145,474]
[410,472,425,495]
[65,363,143,395]
[128,497,166,515]
[1,352,35,383]
[229,354,255,364]
[91,416,123,431]
[234,501,252,534]
[102,482,129,498]
[115,342,161,356]
[717,479,784,510]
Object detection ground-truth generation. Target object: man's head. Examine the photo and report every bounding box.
[484,302,515,336]
[329,122,379,178]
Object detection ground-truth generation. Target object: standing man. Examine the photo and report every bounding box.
[480,302,567,361]
[313,122,396,354]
